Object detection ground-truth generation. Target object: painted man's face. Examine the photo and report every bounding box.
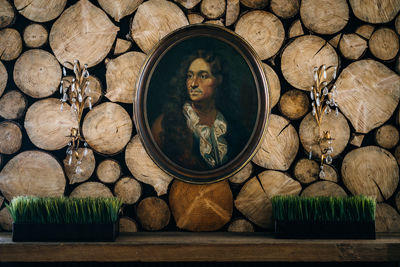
[186,58,218,103]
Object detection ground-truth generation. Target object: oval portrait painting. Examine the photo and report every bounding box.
[135,24,269,184]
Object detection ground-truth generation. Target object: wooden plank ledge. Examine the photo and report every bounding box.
[0,232,399,262]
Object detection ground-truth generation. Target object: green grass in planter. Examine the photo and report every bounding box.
[6,196,122,224]
[271,195,376,223]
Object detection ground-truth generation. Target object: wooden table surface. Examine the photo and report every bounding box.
[0,232,399,262]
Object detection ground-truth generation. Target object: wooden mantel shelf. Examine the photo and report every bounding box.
[0,232,400,262]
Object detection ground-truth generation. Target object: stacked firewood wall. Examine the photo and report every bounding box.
[0,0,399,233]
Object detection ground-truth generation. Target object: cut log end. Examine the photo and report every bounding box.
[23,24,48,48]
[278,89,309,120]
[227,219,254,232]
[375,125,399,149]
[137,197,170,231]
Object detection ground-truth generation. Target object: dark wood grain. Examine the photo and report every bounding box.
[0,232,399,262]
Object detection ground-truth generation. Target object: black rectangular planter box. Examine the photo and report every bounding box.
[274,220,376,239]
[12,222,119,242]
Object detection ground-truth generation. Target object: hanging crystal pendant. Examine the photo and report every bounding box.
[323,87,328,95]
[88,97,92,110]
[310,89,314,100]
[323,65,327,79]
[78,93,83,103]
[60,103,64,111]
[59,81,63,94]
[335,107,339,116]
[333,67,337,79]
[316,97,320,106]
[62,67,67,77]
[319,165,325,178]
[83,147,88,157]
[67,154,73,165]
[312,106,316,116]
[71,81,75,92]
[309,146,313,159]
[75,165,82,174]
[325,155,333,164]
[314,70,318,81]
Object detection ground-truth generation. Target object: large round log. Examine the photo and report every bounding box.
[235,170,301,228]
[96,159,121,184]
[281,35,338,91]
[62,148,95,185]
[136,197,170,231]
[0,208,12,231]
[288,19,303,39]
[300,0,348,35]
[270,0,299,19]
[278,89,309,120]
[235,11,284,60]
[262,63,280,108]
[301,181,347,197]
[228,162,253,185]
[14,0,66,22]
[69,182,113,198]
[0,28,22,61]
[252,114,299,171]
[50,0,119,69]
[335,60,400,134]
[125,135,173,196]
[119,216,138,233]
[293,158,319,184]
[369,28,399,61]
[23,23,48,48]
[355,25,375,40]
[114,176,142,205]
[97,0,143,22]
[225,0,240,26]
[0,0,15,28]
[174,0,201,9]
[0,150,66,201]
[375,125,399,149]
[376,203,400,233]
[339,34,367,60]
[130,0,188,54]
[113,38,132,55]
[342,146,399,202]
[14,49,61,98]
[25,98,78,151]
[227,218,254,232]
[105,52,147,104]
[349,0,400,24]
[82,102,132,155]
[299,111,350,159]
[200,0,225,19]
[169,180,232,231]
[0,121,22,155]
[0,61,7,98]
[239,0,268,9]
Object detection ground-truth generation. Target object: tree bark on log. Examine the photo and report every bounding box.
[349,0,400,24]
[0,121,22,155]
[114,38,132,55]
[335,59,400,134]
[262,63,280,108]
[293,158,319,184]
[299,111,350,159]
[235,11,284,60]
[130,0,188,54]
[23,23,48,48]
[301,181,347,197]
[0,0,15,28]
[97,0,143,22]
[119,216,138,233]
[225,0,239,26]
[50,0,119,69]
[0,28,22,61]
[375,124,399,149]
[300,0,348,35]
[0,150,66,201]
[252,114,299,171]
[228,162,253,185]
[82,102,132,155]
[278,89,309,120]
[125,135,173,196]
[63,148,95,185]
[14,49,61,98]
[105,51,146,104]
[270,0,299,19]
[169,180,232,232]
[114,176,142,205]
[339,34,367,60]
[0,60,7,98]
[14,0,66,22]
[288,19,303,39]
[70,182,113,198]
[235,170,301,228]
[174,0,201,9]
[355,24,375,40]
[25,98,78,150]
[137,197,170,231]
[239,0,268,9]
[342,146,399,202]
[369,28,399,61]
[281,35,338,91]
[227,218,254,232]
[376,203,400,233]
[200,0,225,19]
[0,208,12,231]
[96,159,121,184]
